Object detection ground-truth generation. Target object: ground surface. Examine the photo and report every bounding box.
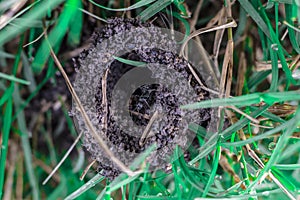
[0,0,300,199]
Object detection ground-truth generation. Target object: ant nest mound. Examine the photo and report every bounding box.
[72,18,211,178]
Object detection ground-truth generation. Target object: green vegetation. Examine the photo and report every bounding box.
[0,0,299,199]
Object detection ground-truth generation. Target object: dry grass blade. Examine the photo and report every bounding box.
[101,69,109,135]
[80,159,96,181]
[212,8,226,76]
[187,63,220,96]
[189,0,203,32]
[23,28,47,48]
[268,172,296,200]
[226,106,259,124]
[219,154,246,190]
[42,131,83,185]
[219,38,233,98]
[34,159,60,183]
[16,153,23,200]
[3,141,18,200]
[139,110,159,146]
[78,8,107,23]
[0,0,27,30]
[180,19,237,56]
[235,52,246,96]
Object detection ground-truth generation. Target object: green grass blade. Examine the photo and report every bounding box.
[0,50,15,59]
[222,105,269,140]
[113,56,147,67]
[13,85,39,200]
[67,1,83,46]
[237,0,270,37]
[269,44,278,92]
[139,0,172,21]
[32,0,80,72]
[21,51,37,92]
[285,4,300,54]
[202,143,221,197]
[108,174,140,193]
[0,0,63,46]
[221,119,291,148]
[0,98,13,200]
[0,84,14,107]
[245,106,300,193]
[89,0,156,11]
[12,65,55,122]
[248,71,271,92]
[65,173,105,200]
[166,11,190,44]
[129,143,157,170]
[188,133,219,165]
[181,91,300,109]
[0,71,30,85]
[271,167,297,191]
[274,164,300,170]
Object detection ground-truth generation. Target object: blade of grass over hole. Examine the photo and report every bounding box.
[0,0,63,46]
[245,106,300,194]
[0,72,30,85]
[65,173,105,200]
[139,0,173,21]
[0,98,12,200]
[89,0,156,11]
[32,0,80,72]
[107,174,140,193]
[181,91,300,109]
[13,85,39,200]
[112,56,147,67]
[188,133,218,165]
